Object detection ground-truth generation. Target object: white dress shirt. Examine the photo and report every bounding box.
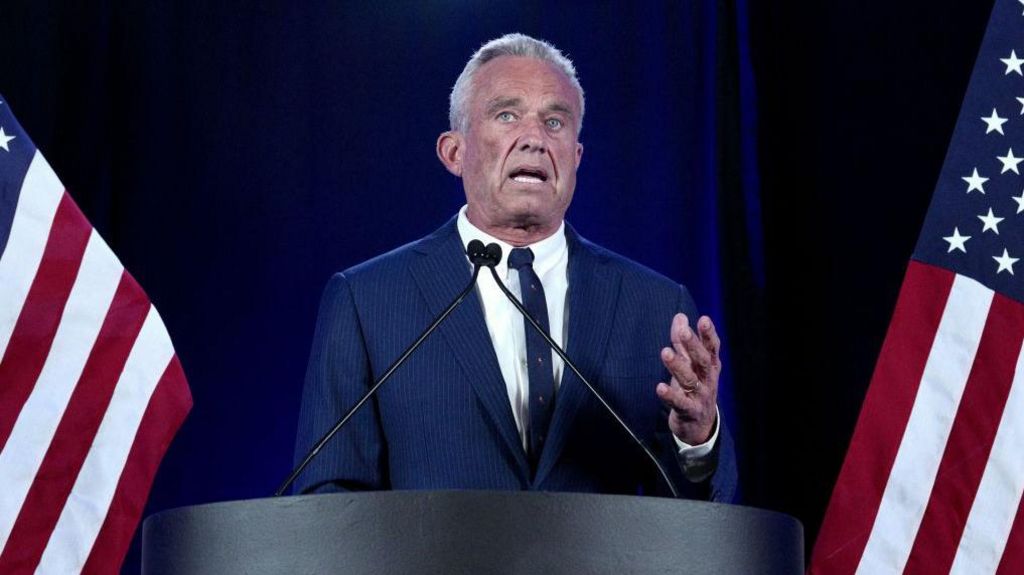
[456,207,718,480]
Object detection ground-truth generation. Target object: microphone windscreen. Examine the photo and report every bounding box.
[485,243,503,266]
[466,240,489,265]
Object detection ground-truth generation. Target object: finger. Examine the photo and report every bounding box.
[656,381,698,412]
[661,347,700,390]
[697,316,721,364]
[677,320,713,376]
[658,380,708,427]
[670,314,707,374]
[661,346,697,382]
[667,313,685,354]
[661,343,693,374]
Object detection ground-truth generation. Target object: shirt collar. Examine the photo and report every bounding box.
[456,205,567,279]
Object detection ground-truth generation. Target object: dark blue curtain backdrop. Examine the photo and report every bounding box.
[0,0,998,571]
[1,1,763,571]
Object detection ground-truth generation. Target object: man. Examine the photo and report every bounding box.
[293,33,737,501]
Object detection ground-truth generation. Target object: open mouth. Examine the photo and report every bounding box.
[508,167,549,184]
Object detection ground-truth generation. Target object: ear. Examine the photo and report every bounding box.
[436,131,464,176]
[574,141,584,169]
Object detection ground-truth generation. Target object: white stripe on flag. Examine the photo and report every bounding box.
[0,231,122,552]
[36,305,173,573]
[856,274,993,574]
[0,151,63,361]
[949,339,1024,574]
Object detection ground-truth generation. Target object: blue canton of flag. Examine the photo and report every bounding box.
[0,99,31,261]
[915,0,1024,289]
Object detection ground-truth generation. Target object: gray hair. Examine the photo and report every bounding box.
[448,33,585,136]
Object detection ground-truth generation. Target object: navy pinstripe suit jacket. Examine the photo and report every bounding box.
[293,217,737,501]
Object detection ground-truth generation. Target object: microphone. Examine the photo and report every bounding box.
[275,240,492,496]
[483,243,681,498]
[467,238,501,267]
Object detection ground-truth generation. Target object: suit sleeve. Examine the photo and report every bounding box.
[291,272,387,494]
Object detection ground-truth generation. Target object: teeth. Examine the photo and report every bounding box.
[513,175,544,183]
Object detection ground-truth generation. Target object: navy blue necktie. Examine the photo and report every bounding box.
[507,248,554,470]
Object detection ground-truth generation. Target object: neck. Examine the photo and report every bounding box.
[466,211,559,247]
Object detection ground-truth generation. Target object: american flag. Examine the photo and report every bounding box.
[0,99,191,572]
[810,0,1024,573]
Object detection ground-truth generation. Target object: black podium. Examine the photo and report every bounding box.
[142,491,803,574]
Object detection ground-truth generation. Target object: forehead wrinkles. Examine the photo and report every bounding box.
[470,59,580,118]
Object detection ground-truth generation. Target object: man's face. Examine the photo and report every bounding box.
[441,56,584,241]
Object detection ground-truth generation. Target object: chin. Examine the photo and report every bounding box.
[508,206,566,230]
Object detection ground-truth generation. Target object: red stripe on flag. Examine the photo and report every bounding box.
[0,192,90,451]
[81,355,191,574]
[0,272,150,572]
[809,261,955,574]
[903,292,1024,573]
[997,498,1024,574]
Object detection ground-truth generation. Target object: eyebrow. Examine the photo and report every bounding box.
[485,97,522,117]
[484,97,576,119]
[545,102,575,118]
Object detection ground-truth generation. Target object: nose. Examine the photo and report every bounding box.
[516,118,547,153]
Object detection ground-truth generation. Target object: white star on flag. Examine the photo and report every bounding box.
[0,127,14,152]
[982,108,1008,134]
[997,148,1023,174]
[962,168,989,193]
[1018,96,1024,114]
[979,207,1005,234]
[1002,49,1024,75]
[943,228,971,253]
[994,248,1019,274]
[1014,190,1024,213]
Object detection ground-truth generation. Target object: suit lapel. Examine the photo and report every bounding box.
[409,219,530,482]
[533,226,621,486]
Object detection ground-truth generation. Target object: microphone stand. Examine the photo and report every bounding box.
[276,242,494,497]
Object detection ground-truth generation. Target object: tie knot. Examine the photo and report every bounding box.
[507,247,535,270]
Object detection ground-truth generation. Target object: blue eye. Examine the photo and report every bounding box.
[497,112,516,122]
[546,118,564,130]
